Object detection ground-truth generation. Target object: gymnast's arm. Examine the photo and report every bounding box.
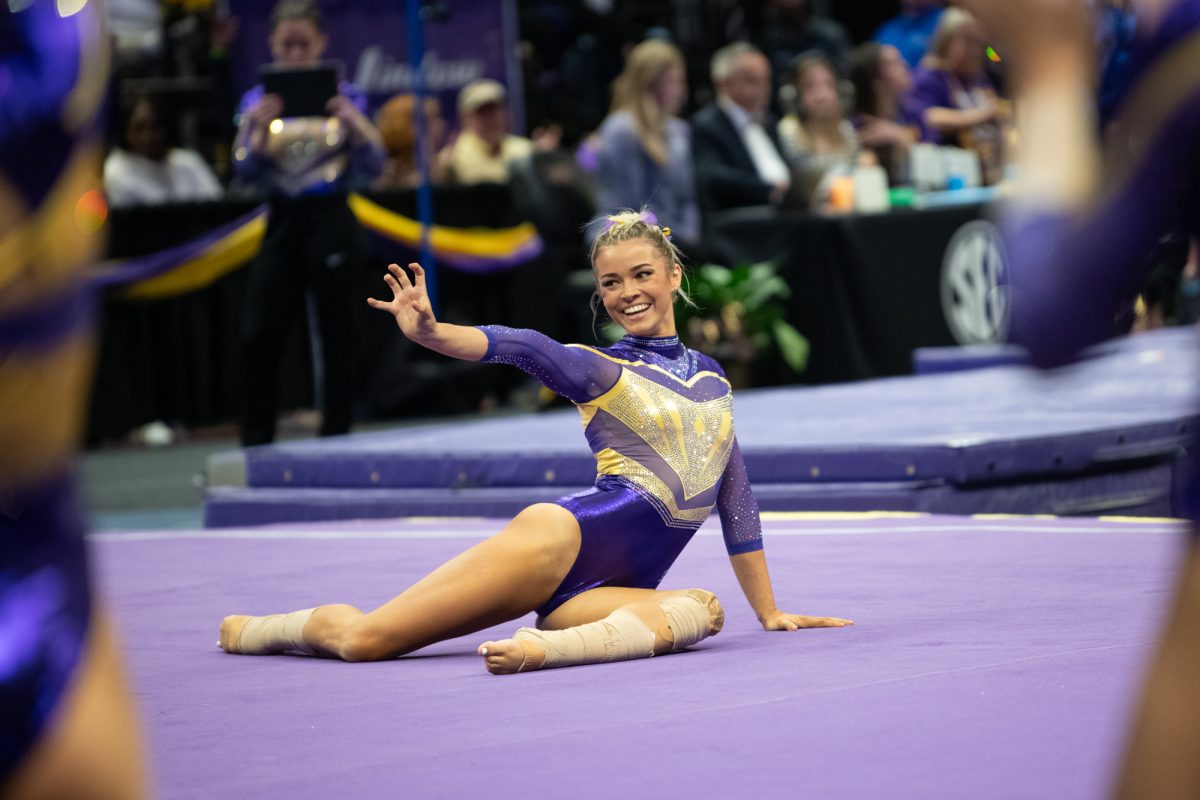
[966,1,1200,367]
[719,439,853,631]
[367,262,619,403]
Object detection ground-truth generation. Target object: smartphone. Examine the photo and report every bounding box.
[259,61,341,118]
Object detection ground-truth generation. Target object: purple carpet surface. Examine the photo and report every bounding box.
[92,513,1186,799]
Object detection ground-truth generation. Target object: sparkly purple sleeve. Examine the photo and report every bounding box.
[478,325,621,404]
[1003,55,1200,367]
[718,438,764,555]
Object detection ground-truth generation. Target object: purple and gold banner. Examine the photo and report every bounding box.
[87,197,543,301]
[228,0,524,128]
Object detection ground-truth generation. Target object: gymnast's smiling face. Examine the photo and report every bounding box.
[594,239,682,338]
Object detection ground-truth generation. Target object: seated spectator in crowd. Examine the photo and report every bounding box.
[373,93,448,190]
[777,53,865,193]
[849,42,932,185]
[104,95,223,207]
[873,0,946,68]
[756,0,851,88]
[692,43,794,214]
[442,79,533,185]
[593,40,700,244]
[909,8,1009,185]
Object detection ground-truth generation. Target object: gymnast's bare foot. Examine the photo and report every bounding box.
[219,615,252,653]
[477,638,545,674]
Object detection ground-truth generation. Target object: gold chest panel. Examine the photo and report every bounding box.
[582,367,734,503]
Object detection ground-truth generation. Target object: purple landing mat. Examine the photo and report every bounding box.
[912,343,1030,375]
[238,328,1200,491]
[204,460,1177,527]
[93,514,1187,799]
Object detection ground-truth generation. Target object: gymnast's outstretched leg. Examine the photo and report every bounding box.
[477,586,724,674]
[218,504,581,661]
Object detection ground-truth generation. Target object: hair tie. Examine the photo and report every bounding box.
[603,210,661,232]
[661,226,671,240]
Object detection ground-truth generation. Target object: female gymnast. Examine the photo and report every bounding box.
[220,212,852,673]
[961,0,1200,796]
[2,3,144,797]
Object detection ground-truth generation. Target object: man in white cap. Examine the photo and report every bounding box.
[443,78,534,184]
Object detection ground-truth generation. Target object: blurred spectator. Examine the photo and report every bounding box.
[108,0,163,64]
[593,40,700,243]
[778,54,864,186]
[442,79,537,185]
[669,0,759,106]
[518,3,627,147]
[232,0,384,446]
[104,95,223,207]
[872,0,946,68]
[909,8,1009,185]
[755,0,851,90]
[849,42,931,185]
[692,43,794,214]
[373,94,449,190]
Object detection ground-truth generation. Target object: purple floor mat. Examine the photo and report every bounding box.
[93,513,1186,799]
[204,460,1177,527]
[238,328,1199,491]
[206,329,1199,527]
[912,343,1030,374]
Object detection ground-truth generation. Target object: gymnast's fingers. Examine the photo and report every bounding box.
[410,263,427,293]
[382,272,402,297]
[388,262,412,290]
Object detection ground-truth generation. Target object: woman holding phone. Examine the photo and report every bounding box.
[233,0,384,446]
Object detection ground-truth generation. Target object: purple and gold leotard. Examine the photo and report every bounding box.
[479,326,763,617]
[1,1,107,778]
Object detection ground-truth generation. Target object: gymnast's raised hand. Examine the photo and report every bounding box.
[367,262,438,342]
[367,262,489,361]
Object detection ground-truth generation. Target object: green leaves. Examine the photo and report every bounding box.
[772,319,810,373]
[677,261,809,377]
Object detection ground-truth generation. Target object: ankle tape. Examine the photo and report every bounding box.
[233,608,317,656]
[513,608,656,671]
[661,591,724,652]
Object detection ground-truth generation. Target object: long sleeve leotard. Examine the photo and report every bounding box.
[479,325,763,617]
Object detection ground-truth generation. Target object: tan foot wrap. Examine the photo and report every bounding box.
[512,608,656,671]
[660,590,724,652]
[232,609,317,656]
